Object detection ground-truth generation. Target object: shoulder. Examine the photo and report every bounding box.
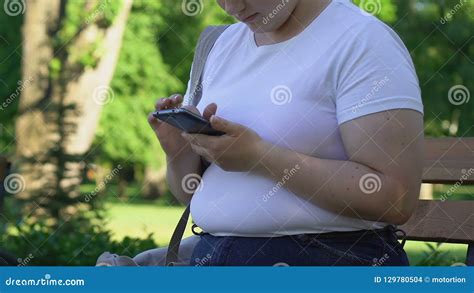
[209,22,247,44]
[201,22,248,56]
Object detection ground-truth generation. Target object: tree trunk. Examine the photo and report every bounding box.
[142,166,167,200]
[14,0,133,221]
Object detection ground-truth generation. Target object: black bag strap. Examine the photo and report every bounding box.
[165,24,230,266]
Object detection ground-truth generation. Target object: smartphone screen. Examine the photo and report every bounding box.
[153,108,225,136]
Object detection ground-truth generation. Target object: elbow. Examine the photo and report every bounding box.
[381,183,417,225]
[382,204,413,225]
[385,212,411,226]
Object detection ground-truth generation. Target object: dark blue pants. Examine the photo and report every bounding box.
[190,225,409,266]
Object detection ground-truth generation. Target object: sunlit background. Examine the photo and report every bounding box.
[0,0,472,266]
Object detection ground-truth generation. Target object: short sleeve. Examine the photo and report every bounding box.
[335,21,424,125]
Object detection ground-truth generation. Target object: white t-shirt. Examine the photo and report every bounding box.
[184,0,424,236]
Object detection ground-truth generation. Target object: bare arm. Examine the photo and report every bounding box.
[149,96,217,205]
[166,149,205,205]
[252,109,424,224]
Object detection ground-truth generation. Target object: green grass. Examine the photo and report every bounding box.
[104,203,468,265]
[432,184,474,201]
[104,202,193,247]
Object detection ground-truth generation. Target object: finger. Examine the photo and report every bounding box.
[170,94,183,106]
[154,97,168,111]
[147,112,162,130]
[182,133,219,149]
[155,94,183,111]
[155,98,173,111]
[203,103,217,121]
[210,115,241,135]
[189,143,214,162]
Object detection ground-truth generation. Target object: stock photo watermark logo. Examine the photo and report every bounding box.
[262,164,300,202]
[440,168,473,202]
[17,253,34,267]
[273,262,290,266]
[270,85,293,105]
[187,74,214,105]
[448,85,470,106]
[83,164,122,202]
[450,262,467,267]
[181,173,203,194]
[181,0,203,17]
[0,77,34,112]
[194,254,212,266]
[85,0,111,24]
[5,274,85,287]
[440,0,468,24]
[371,253,389,266]
[358,0,382,17]
[359,173,381,194]
[3,0,25,16]
[3,173,26,194]
[92,85,115,105]
[262,0,289,25]
[352,76,389,114]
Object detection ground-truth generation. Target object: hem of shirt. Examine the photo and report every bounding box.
[206,223,389,237]
[337,95,424,126]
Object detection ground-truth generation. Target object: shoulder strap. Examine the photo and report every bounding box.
[184,24,231,107]
[165,25,230,266]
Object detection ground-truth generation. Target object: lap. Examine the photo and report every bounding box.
[190,226,409,266]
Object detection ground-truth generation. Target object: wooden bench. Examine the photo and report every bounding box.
[1,139,473,265]
[400,137,474,265]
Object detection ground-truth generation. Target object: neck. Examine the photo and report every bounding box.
[255,0,332,46]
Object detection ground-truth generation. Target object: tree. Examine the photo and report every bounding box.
[393,0,473,137]
[355,0,473,136]
[93,0,232,199]
[14,0,133,222]
[0,0,22,154]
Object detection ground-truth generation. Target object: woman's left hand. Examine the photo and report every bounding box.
[181,115,268,172]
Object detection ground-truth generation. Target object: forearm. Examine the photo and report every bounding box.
[254,141,408,224]
[166,146,203,205]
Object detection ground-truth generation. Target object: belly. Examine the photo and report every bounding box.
[190,164,386,236]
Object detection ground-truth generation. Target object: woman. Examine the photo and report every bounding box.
[148,0,424,266]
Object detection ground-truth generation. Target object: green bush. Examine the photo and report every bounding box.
[415,243,464,266]
[1,213,157,266]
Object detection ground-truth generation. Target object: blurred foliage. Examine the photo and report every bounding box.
[0,212,156,266]
[415,243,457,266]
[0,1,472,199]
[93,0,232,172]
[1,0,471,266]
[0,2,22,154]
[94,0,178,169]
[390,0,474,136]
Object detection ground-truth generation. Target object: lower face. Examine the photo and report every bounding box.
[216,0,299,32]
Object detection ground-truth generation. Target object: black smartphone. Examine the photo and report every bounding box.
[153,108,225,136]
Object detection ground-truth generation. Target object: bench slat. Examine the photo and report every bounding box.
[399,199,474,244]
[423,137,474,184]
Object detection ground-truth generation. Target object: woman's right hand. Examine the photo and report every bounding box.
[148,94,193,157]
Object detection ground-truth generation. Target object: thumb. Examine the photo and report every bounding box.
[203,103,217,121]
[210,115,241,135]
